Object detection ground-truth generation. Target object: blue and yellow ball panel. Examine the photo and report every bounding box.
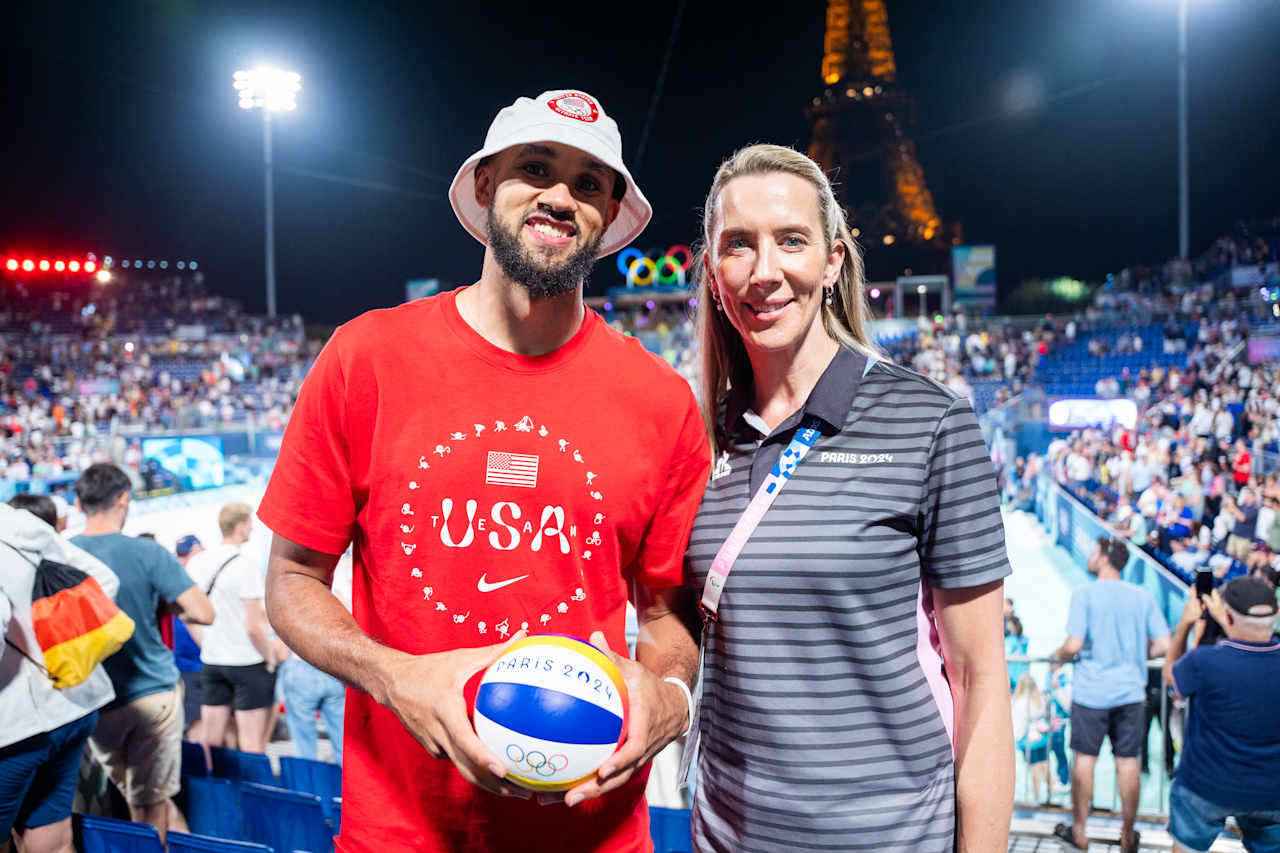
[473,634,628,791]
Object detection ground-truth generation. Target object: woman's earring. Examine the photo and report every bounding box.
[824,288,834,306]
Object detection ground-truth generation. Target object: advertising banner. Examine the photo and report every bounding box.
[952,244,996,309]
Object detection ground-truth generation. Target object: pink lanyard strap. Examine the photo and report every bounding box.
[699,415,823,622]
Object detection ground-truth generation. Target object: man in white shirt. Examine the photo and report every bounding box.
[184,503,277,754]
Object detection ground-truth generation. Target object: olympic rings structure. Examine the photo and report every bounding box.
[506,744,570,778]
[616,244,692,288]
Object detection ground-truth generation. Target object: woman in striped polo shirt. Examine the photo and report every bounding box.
[685,144,1014,852]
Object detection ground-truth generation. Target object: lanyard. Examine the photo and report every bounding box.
[699,413,823,622]
[698,354,877,623]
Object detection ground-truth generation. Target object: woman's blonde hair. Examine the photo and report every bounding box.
[1013,673,1044,707]
[692,144,879,452]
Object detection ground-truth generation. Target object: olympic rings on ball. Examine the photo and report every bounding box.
[506,744,569,778]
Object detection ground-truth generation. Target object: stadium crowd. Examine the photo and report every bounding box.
[0,271,317,490]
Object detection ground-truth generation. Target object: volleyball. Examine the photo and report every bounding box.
[473,634,629,791]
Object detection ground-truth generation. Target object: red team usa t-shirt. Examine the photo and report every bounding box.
[257,288,710,853]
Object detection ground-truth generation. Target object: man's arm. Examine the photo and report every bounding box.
[1163,594,1202,694]
[1052,635,1084,661]
[264,533,529,798]
[173,586,214,625]
[564,583,699,807]
[934,580,1014,853]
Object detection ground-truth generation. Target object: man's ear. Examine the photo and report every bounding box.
[473,163,494,209]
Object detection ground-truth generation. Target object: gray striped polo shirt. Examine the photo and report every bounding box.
[686,346,1011,853]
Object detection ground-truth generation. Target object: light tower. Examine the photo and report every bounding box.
[234,67,301,318]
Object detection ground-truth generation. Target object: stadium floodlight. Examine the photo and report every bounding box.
[234,67,300,318]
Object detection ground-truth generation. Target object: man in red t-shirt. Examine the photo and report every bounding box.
[257,90,709,853]
[1232,438,1252,487]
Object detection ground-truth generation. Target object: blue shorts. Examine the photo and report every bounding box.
[0,711,98,834]
[1168,777,1280,853]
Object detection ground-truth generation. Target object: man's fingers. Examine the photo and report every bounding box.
[588,629,621,662]
[462,629,529,682]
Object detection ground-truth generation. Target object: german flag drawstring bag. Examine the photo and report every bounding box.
[2,541,134,688]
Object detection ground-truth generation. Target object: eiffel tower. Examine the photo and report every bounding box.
[806,0,959,273]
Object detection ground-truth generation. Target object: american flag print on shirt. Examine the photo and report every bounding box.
[485,451,539,488]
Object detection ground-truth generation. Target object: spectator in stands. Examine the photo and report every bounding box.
[184,503,276,755]
[0,503,118,853]
[278,552,352,763]
[1223,488,1260,562]
[1052,536,1170,853]
[1044,662,1072,791]
[1005,615,1028,691]
[7,493,57,530]
[257,90,708,852]
[1010,674,1052,804]
[70,463,213,843]
[1230,437,1251,489]
[172,534,206,742]
[1163,578,1280,853]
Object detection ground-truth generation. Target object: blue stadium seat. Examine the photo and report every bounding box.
[183,740,210,777]
[649,806,693,853]
[76,814,165,853]
[168,833,274,853]
[210,746,276,785]
[184,777,242,840]
[240,783,334,853]
[279,756,342,822]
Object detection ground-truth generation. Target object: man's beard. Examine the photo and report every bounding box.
[487,206,601,300]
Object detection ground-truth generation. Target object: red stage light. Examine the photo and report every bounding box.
[4,259,16,271]
[54,260,66,271]
[68,260,80,272]
[38,260,50,271]
[84,260,97,273]
[21,260,34,272]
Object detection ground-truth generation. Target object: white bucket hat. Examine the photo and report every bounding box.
[448,89,652,258]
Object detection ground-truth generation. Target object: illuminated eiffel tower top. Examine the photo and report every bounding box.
[806,0,957,250]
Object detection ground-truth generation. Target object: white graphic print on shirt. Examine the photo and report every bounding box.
[399,413,609,637]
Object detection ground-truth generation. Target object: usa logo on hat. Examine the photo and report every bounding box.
[547,92,599,123]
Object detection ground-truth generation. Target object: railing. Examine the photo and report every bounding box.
[1008,656,1175,817]
[0,419,285,503]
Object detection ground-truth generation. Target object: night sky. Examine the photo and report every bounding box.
[3,0,1278,324]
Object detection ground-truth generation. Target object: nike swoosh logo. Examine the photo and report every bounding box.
[477,572,529,593]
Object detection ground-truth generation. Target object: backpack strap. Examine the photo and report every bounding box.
[204,552,242,596]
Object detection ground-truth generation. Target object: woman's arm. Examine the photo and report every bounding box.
[934,579,1014,853]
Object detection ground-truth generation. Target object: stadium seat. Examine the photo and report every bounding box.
[210,746,276,785]
[649,806,694,853]
[168,832,274,853]
[184,777,242,840]
[76,814,165,853]
[183,739,210,777]
[240,783,334,853]
[279,756,342,822]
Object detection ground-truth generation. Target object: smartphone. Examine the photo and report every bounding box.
[1195,570,1214,599]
